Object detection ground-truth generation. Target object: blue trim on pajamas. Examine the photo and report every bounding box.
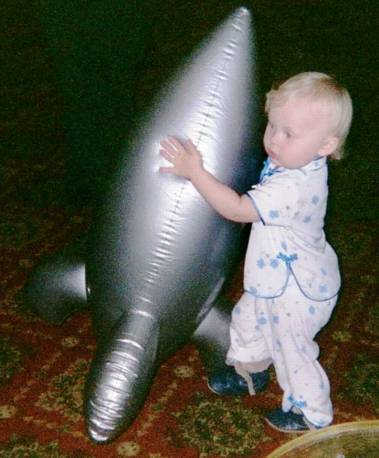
[246,193,266,225]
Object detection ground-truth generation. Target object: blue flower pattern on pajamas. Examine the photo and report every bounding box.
[269,210,279,219]
[244,157,340,301]
[303,215,311,223]
[319,284,328,293]
[258,316,267,325]
[311,195,320,205]
[228,157,340,427]
[288,394,307,409]
[270,259,279,268]
[257,258,265,269]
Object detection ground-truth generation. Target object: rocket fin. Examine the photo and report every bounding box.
[22,244,87,324]
[193,297,233,375]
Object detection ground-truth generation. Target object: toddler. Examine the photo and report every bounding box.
[159,72,353,432]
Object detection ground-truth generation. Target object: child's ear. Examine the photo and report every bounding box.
[318,136,339,157]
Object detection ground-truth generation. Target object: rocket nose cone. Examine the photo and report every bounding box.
[85,311,159,444]
[86,422,115,445]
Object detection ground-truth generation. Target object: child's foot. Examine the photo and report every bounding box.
[207,366,269,395]
[265,408,323,433]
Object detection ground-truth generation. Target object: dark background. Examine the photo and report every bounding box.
[1,0,378,222]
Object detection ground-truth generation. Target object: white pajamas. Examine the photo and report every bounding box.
[227,278,337,426]
[226,157,340,427]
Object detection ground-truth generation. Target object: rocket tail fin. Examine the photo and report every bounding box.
[22,246,87,325]
[193,297,232,375]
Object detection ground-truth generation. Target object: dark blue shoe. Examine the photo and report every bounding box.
[265,408,322,433]
[207,366,269,395]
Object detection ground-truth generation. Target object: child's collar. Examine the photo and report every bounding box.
[298,156,327,174]
[262,156,327,178]
[259,158,281,181]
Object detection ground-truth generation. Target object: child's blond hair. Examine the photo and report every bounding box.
[265,72,353,159]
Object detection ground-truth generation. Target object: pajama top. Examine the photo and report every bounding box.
[244,156,340,301]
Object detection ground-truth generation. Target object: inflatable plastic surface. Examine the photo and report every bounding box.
[23,7,261,443]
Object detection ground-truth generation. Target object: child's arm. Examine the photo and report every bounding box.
[159,136,260,224]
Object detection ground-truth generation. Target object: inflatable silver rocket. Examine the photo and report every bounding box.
[23,7,261,443]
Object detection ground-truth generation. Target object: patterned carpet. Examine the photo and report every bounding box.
[1,1,378,457]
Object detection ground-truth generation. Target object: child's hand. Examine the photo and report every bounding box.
[159,136,203,180]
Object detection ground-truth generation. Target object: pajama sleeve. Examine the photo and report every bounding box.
[246,174,299,227]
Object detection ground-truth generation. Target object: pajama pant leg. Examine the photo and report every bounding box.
[226,281,337,427]
[226,292,272,371]
[267,282,337,427]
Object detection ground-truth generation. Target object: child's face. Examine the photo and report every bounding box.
[263,96,338,168]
